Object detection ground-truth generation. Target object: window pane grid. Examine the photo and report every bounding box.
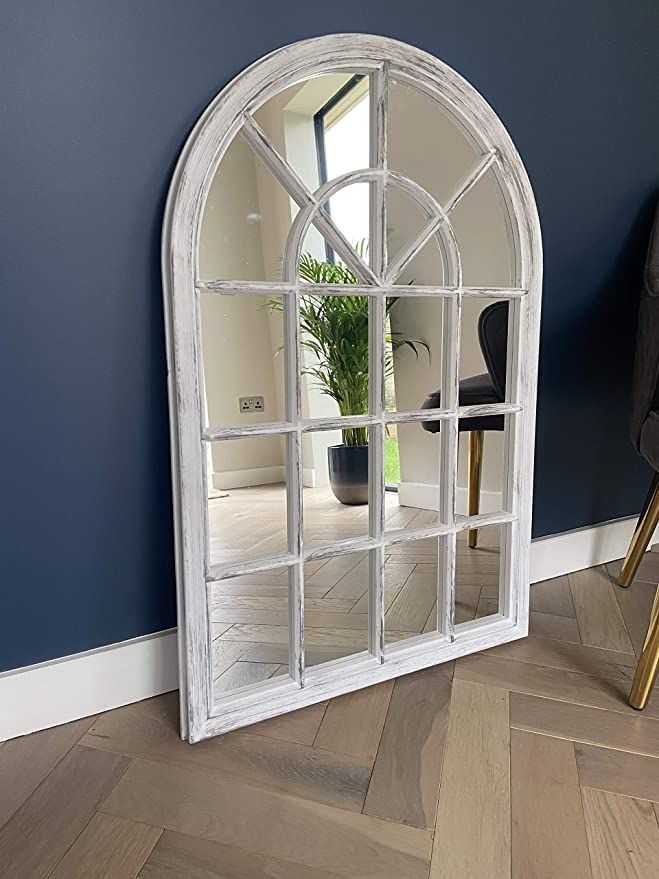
[198,62,528,697]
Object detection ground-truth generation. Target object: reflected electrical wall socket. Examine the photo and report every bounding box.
[238,396,264,413]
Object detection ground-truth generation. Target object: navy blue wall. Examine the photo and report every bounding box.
[1,1,657,672]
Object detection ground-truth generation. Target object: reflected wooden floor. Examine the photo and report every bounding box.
[209,484,501,694]
[2,549,659,877]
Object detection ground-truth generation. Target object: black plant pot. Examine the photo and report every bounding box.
[327,444,369,505]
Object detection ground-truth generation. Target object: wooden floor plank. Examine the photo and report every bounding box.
[364,665,452,829]
[102,758,433,879]
[139,829,347,879]
[314,681,394,761]
[0,746,129,879]
[430,680,510,879]
[511,692,659,757]
[582,787,659,879]
[455,654,659,719]
[487,634,636,677]
[529,575,576,617]
[81,693,371,812]
[0,714,97,830]
[575,743,659,801]
[569,566,634,653]
[242,701,329,746]
[48,813,161,879]
[510,729,592,879]
[527,609,582,644]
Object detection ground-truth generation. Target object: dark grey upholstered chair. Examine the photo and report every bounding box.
[421,301,508,548]
[618,200,659,711]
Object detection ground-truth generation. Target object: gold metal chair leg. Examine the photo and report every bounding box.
[468,430,484,549]
[619,475,659,587]
[629,585,659,710]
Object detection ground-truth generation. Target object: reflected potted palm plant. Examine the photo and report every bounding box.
[270,251,428,504]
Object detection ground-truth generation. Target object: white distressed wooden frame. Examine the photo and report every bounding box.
[162,34,542,742]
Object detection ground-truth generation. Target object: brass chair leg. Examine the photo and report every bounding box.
[629,584,659,710]
[468,430,484,549]
[619,474,659,587]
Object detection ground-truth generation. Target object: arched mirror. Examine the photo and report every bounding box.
[163,34,542,742]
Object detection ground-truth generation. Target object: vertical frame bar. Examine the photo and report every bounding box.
[368,64,388,661]
[500,293,527,623]
[437,293,461,638]
[284,290,305,684]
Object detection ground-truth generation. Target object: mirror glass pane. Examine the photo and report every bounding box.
[207,437,288,567]
[457,416,508,519]
[200,291,286,431]
[211,566,291,698]
[450,168,515,287]
[385,296,442,414]
[455,525,503,625]
[302,424,371,548]
[303,551,370,667]
[384,421,440,527]
[301,293,370,420]
[384,536,440,647]
[388,77,481,207]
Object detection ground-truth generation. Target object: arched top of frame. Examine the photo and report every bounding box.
[163,34,542,298]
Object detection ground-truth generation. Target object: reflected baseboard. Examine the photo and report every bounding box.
[397,480,503,515]
[212,467,316,491]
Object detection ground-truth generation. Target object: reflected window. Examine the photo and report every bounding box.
[314,75,369,260]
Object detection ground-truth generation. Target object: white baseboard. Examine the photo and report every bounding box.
[398,481,503,515]
[2,514,656,742]
[530,515,658,583]
[212,465,285,490]
[302,467,316,488]
[0,629,178,742]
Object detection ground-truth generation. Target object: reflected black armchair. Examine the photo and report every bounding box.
[617,201,659,710]
[421,301,508,548]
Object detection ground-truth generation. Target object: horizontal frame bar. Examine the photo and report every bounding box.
[196,279,527,299]
[202,404,522,442]
[207,512,518,582]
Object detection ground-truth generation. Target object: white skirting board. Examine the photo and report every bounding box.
[2,515,657,742]
[0,629,179,742]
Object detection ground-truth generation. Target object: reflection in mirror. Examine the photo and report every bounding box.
[300,293,370,420]
[207,437,288,566]
[450,168,514,286]
[384,421,440,527]
[198,71,369,286]
[200,291,285,430]
[210,566,291,698]
[253,72,369,197]
[456,297,510,519]
[457,416,507,519]
[384,536,440,648]
[303,424,370,548]
[386,297,438,414]
[303,551,370,668]
[455,525,502,625]
[198,131,275,283]
[388,76,515,288]
[388,77,481,208]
